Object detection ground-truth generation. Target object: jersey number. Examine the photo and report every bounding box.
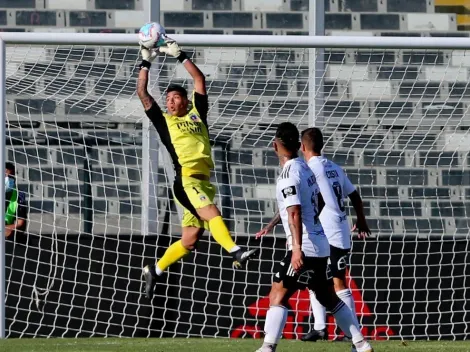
[332,181,345,212]
[310,191,320,225]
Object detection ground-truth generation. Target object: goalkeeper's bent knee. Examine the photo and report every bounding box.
[156,240,190,273]
[208,216,238,253]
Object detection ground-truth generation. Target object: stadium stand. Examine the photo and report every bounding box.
[4,0,470,237]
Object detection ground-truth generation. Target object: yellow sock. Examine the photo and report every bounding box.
[156,240,190,273]
[209,216,238,253]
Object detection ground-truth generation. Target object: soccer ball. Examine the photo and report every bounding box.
[138,22,166,49]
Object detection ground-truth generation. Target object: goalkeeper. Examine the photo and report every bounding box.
[137,38,259,299]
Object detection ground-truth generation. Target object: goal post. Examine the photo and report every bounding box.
[2,33,470,340]
[141,0,161,239]
[309,0,325,128]
[0,38,5,340]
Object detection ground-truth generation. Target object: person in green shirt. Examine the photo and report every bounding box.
[5,162,27,238]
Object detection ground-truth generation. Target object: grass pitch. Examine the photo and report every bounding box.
[1,338,470,352]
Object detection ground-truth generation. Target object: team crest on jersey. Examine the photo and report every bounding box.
[199,195,207,201]
[189,114,200,122]
[281,186,297,198]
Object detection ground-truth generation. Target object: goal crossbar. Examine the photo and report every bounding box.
[0,33,470,49]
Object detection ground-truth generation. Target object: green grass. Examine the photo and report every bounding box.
[1,339,470,352]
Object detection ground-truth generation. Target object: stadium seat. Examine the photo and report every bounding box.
[4,0,470,236]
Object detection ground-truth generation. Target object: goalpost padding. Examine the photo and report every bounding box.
[2,34,470,339]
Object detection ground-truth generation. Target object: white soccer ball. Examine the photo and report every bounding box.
[138,22,166,49]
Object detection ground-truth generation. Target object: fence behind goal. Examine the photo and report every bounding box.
[2,34,470,340]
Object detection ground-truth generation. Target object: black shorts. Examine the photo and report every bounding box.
[329,245,350,279]
[273,251,333,290]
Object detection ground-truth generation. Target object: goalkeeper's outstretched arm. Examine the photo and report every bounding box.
[183,59,206,95]
[137,67,155,111]
[159,40,206,95]
[137,46,157,111]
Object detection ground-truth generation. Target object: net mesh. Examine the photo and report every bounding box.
[4,43,470,339]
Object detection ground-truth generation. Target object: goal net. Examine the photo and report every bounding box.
[3,36,470,340]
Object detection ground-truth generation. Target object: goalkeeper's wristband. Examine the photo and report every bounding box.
[139,60,151,70]
[177,51,188,63]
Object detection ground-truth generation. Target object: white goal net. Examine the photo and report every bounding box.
[3,35,470,340]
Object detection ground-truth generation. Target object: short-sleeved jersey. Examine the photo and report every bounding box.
[276,158,329,258]
[308,155,356,249]
[146,92,214,177]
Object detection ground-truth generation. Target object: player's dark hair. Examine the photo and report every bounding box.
[275,122,300,153]
[5,162,15,175]
[166,84,188,98]
[301,127,324,153]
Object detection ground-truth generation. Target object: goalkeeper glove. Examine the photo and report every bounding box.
[159,39,188,63]
[139,45,157,70]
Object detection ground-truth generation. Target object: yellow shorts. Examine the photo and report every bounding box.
[173,175,216,229]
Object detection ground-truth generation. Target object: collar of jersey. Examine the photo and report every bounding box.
[283,157,301,168]
[307,155,325,163]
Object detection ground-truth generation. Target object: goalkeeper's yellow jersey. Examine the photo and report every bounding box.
[145,92,214,177]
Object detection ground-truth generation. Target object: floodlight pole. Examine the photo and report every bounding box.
[309,0,325,127]
[0,38,6,339]
[141,0,161,237]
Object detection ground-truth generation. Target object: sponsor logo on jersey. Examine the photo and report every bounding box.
[326,170,339,179]
[176,120,202,133]
[281,186,297,198]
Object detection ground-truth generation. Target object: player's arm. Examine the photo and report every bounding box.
[5,220,25,238]
[255,212,281,239]
[184,58,209,126]
[137,67,154,111]
[159,39,209,127]
[183,57,206,95]
[160,39,206,95]
[137,46,159,111]
[349,190,370,238]
[136,47,169,133]
[344,175,371,238]
[279,177,303,272]
[287,204,303,271]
